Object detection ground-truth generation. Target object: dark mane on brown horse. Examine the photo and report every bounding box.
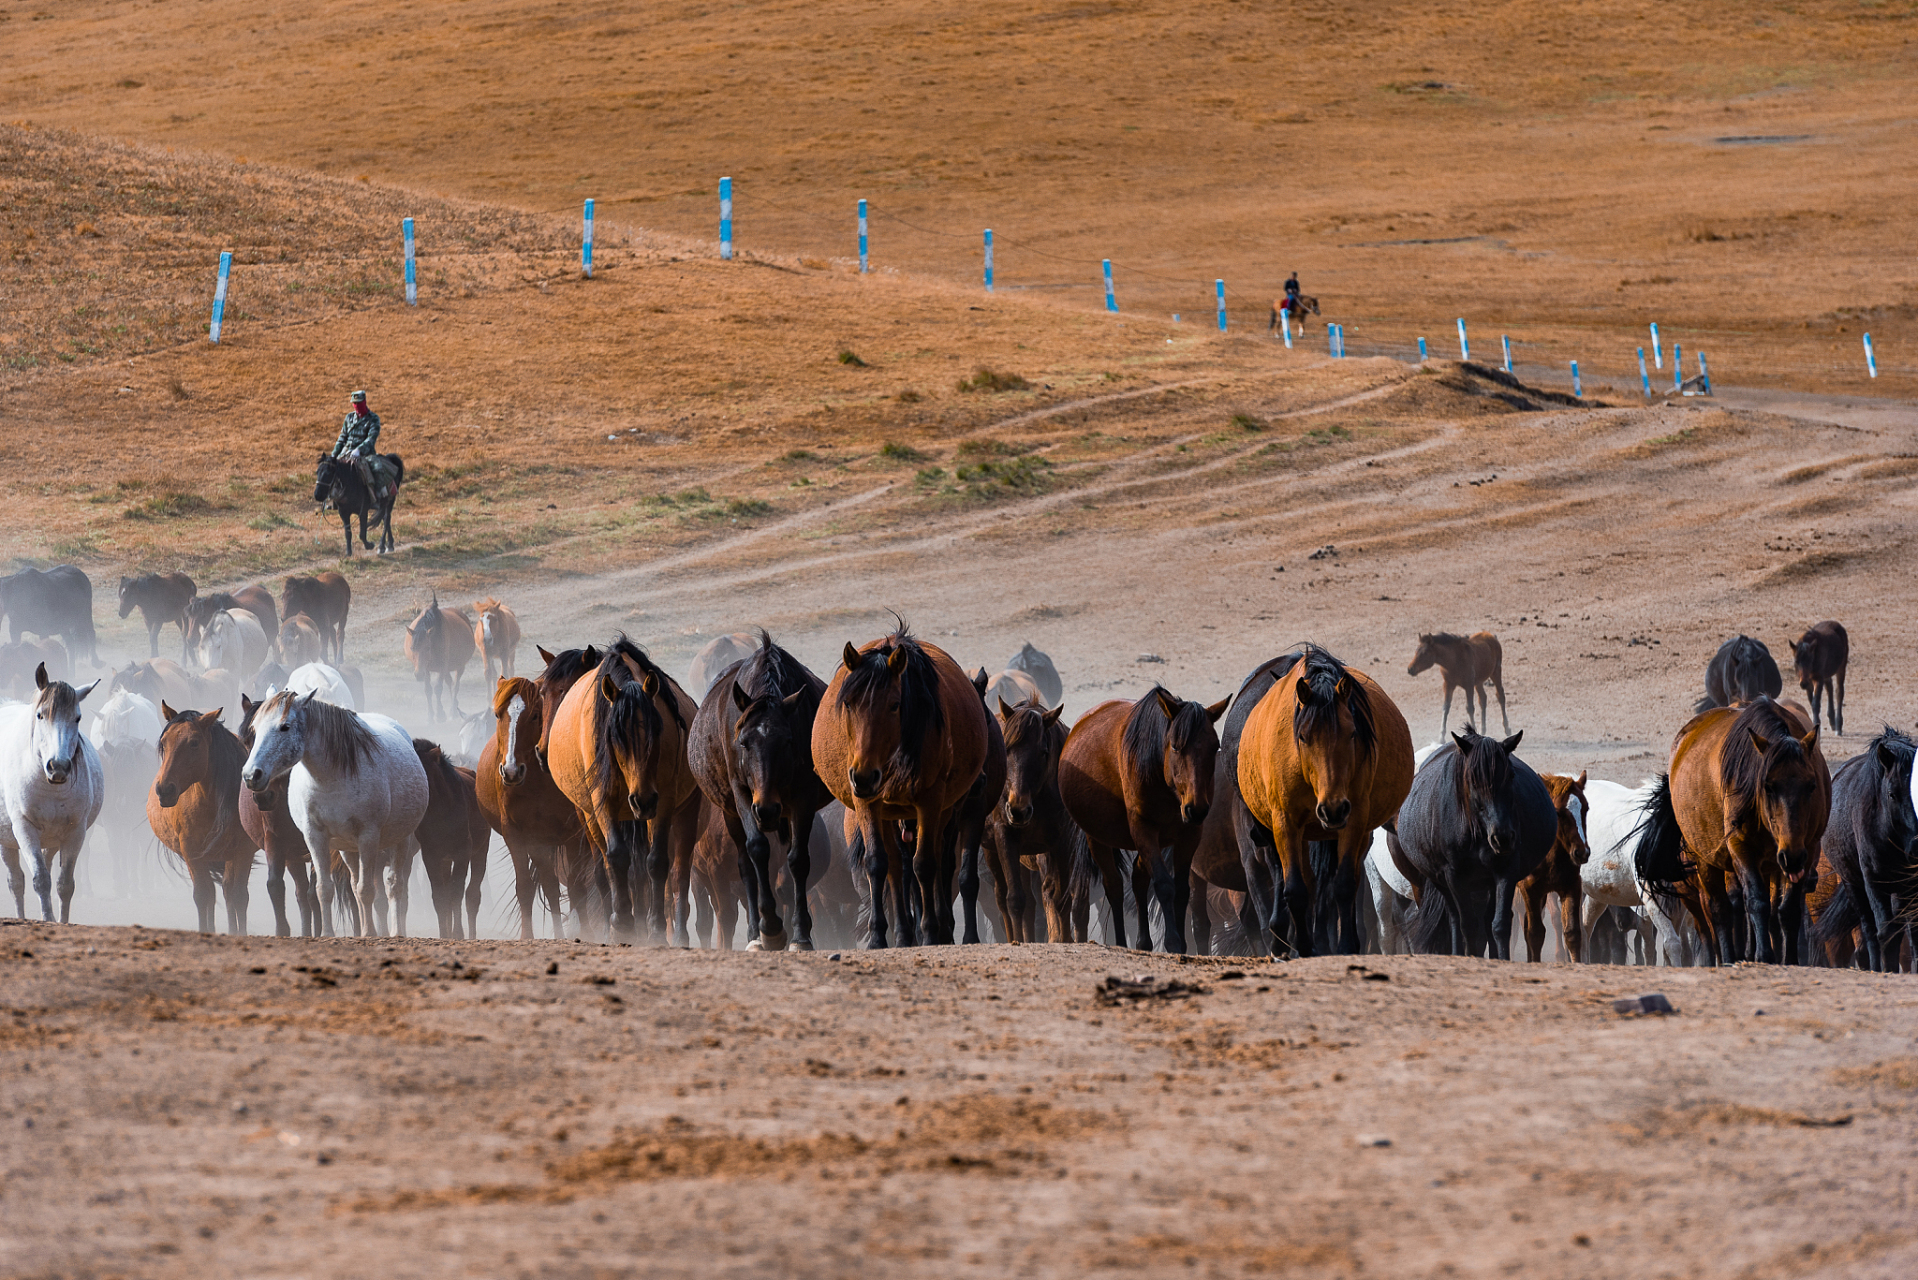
[606,634,687,730]
[539,645,601,688]
[837,625,944,784]
[1453,724,1513,825]
[739,628,815,708]
[262,688,376,775]
[1000,698,1055,750]
[1292,647,1377,756]
[595,637,665,801]
[1122,686,1211,772]
[1720,697,1815,830]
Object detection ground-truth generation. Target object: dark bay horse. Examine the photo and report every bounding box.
[148,704,257,934]
[118,572,195,659]
[400,740,489,939]
[404,593,476,722]
[1695,635,1782,713]
[1811,727,1915,972]
[477,673,597,940]
[949,670,1010,944]
[1634,697,1830,965]
[316,452,404,555]
[1407,631,1508,737]
[1060,685,1228,953]
[1513,771,1591,962]
[1237,647,1413,956]
[0,565,98,666]
[812,627,989,948]
[1790,621,1848,735]
[687,632,832,950]
[283,572,351,664]
[981,697,1081,943]
[237,693,321,936]
[1399,729,1558,958]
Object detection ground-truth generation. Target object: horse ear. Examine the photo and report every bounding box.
[582,646,602,666]
[34,662,49,691]
[300,689,318,706]
[1204,696,1230,723]
[75,680,100,704]
[161,701,179,722]
[995,697,1013,721]
[207,707,223,723]
[1043,703,1065,727]
[600,673,621,703]
[781,689,805,713]
[885,646,908,674]
[1451,732,1470,752]
[1878,740,1900,771]
[1154,687,1181,719]
[241,694,257,714]
[641,671,661,698]
[1576,769,1588,788]
[731,682,752,712]
[1748,728,1772,754]
[537,645,557,665]
[1500,731,1523,754]
[1799,728,1818,755]
[842,642,861,671]
[972,668,988,696]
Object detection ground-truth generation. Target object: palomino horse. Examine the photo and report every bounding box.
[390,740,488,939]
[237,694,321,936]
[1694,635,1782,714]
[1398,729,1557,958]
[1238,647,1413,955]
[240,689,430,937]
[1633,697,1830,965]
[546,637,703,944]
[1512,771,1591,962]
[812,627,989,948]
[0,663,103,920]
[118,572,195,659]
[687,632,832,950]
[1060,684,1228,953]
[478,674,596,940]
[1407,631,1508,738]
[315,452,404,555]
[1790,621,1848,735]
[283,572,351,664]
[148,704,256,934]
[472,598,522,684]
[184,587,278,657]
[404,593,476,722]
[1810,727,1914,972]
[981,697,1079,943]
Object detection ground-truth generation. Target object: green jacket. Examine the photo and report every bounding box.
[332,409,382,457]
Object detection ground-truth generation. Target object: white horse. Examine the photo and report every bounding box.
[283,661,357,709]
[196,609,269,682]
[1581,778,1697,965]
[239,689,427,937]
[0,663,104,920]
[91,687,163,746]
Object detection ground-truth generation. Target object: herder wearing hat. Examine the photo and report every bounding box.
[329,390,395,499]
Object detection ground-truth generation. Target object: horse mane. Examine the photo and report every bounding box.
[1719,697,1814,829]
[262,689,377,775]
[159,708,245,825]
[1292,646,1377,757]
[1123,687,1210,771]
[739,630,814,709]
[607,634,687,730]
[837,625,944,782]
[595,639,664,801]
[1422,631,1468,646]
[1000,700,1057,750]
[539,646,598,689]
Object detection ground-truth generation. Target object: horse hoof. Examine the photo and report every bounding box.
[746,938,764,951]
[792,938,814,952]
[758,931,788,952]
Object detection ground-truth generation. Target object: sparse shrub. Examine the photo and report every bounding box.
[123,491,215,520]
[951,456,1052,500]
[776,449,818,464]
[915,467,946,488]
[958,367,1031,394]
[837,349,868,367]
[879,441,928,463]
[1230,413,1266,432]
[896,389,924,403]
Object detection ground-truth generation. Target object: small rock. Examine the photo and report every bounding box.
[231,1101,249,1115]
[1611,992,1676,1016]
[1357,1134,1392,1148]
[1136,653,1166,664]
[828,952,843,961]
[1752,1007,1766,1017]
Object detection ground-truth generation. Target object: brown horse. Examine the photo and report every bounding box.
[148,705,258,934]
[283,572,351,665]
[477,673,596,940]
[812,626,989,948]
[1268,294,1321,332]
[1513,771,1591,962]
[404,592,476,722]
[472,598,522,684]
[1060,685,1229,953]
[981,697,1078,943]
[1238,647,1414,956]
[395,740,489,939]
[1790,620,1848,735]
[237,693,321,936]
[118,573,196,659]
[277,615,324,670]
[1633,697,1831,965]
[1408,631,1508,738]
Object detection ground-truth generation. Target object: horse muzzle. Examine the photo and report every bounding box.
[631,791,660,820]
[43,759,72,785]
[1004,800,1035,828]
[1314,799,1350,830]
[500,761,527,787]
[849,768,882,801]
[155,782,181,808]
[753,801,783,829]
[1183,801,1211,826]
[242,767,271,792]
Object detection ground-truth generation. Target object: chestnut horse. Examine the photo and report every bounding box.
[404,592,476,722]
[1633,697,1830,965]
[148,705,258,934]
[1238,647,1414,956]
[812,627,988,948]
[478,673,596,940]
[1407,631,1508,738]
[282,572,351,665]
[1513,771,1591,962]
[1060,685,1228,953]
[472,598,522,684]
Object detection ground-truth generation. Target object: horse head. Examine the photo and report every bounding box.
[241,689,315,792]
[313,454,338,503]
[998,697,1064,827]
[1406,634,1440,677]
[598,665,664,819]
[494,676,541,787]
[117,576,136,619]
[29,662,98,785]
[1548,770,1592,867]
[154,702,222,808]
[1746,719,1826,877]
[1291,649,1377,831]
[531,646,601,768]
[728,677,807,833]
[1451,728,1525,860]
[835,638,928,801]
[1139,686,1227,827]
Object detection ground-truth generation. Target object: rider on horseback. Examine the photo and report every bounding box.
[330,390,395,500]
[1283,272,1302,314]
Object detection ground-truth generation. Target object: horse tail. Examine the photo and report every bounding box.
[385,454,406,488]
[1691,692,1717,714]
[1630,773,1691,898]
[1408,887,1454,954]
[1810,878,1858,952]
[1064,823,1099,921]
[1309,839,1342,953]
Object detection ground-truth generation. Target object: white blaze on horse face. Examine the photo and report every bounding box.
[1566,792,1587,847]
[503,694,526,770]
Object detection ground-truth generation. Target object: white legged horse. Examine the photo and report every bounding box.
[1581,778,1695,965]
[240,689,427,937]
[284,662,357,709]
[0,663,103,920]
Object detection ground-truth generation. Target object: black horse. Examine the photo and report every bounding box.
[0,565,98,666]
[1695,634,1782,713]
[1398,728,1557,958]
[1814,728,1918,972]
[315,453,404,556]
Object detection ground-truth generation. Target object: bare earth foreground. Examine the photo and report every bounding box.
[4,923,1917,1279]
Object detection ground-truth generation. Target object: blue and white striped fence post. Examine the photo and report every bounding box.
[1501,334,1513,373]
[719,177,733,261]
[1278,310,1292,348]
[402,217,417,305]
[1697,351,1713,395]
[858,199,868,274]
[1102,259,1116,313]
[209,251,232,343]
[1216,280,1227,332]
[1327,324,1337,356]
[1650,322,1663,369]
[1638,348,1651,397]
[983,229,994,292]
[1456,318,1469,361]
[1864,333,1879,379]
[1418,336,1428,362]
[1673,343,1684,392]
[1337,324,1347,357]
[1571,360,1582,398]
[581,199,594,278]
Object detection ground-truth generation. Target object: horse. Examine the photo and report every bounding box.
[404,593,476,722]
[278,615,324,669]
[546,637,703,944]
[477,674,594,940]
[980,696,1080,943]
[1237,647,1414,956]
[687,631,832,951]
[315,451,404,555]
[0,566,98,666]
[148,704,257,934]
[1633,697,1830,965]
[240,689,430,937]
[1578,779,1679,965]
[237,693,322,936]
[0,663,103,920]
[183,587,278,657]
[472,598,522,684]
[282,572,351,664]
[285,662,356,709]
[392,740,489,939]
[0,638,68,699]
[1268,294,1321,333]
[949,670,1010,945]
[118,572,196,659]
[1512,772,1591,962]
[1407,631,1508,738]
[1397,728,1558,958]
[1810,728,1917,972]
[1695,635,1782,713]
[1790,621,1848,735]
[812,626,990,949]
[1060,684,1229,953]
[531,644,602,763]
[982,668,1046,713]
[685,632,758,699]
[196,608,270,681]
[1005,641,1065,707]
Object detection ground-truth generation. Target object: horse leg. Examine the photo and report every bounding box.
[1699,867,1735,967]
[1559,885,1584,963]
[1778,875,1806,967]
[958,825,987,945]
[507,839,539,941]
[668,817,696,949]
[1126,851,1153,950]
[1519,880,1546,962]
[225,858,251,935]
[191,864,217,933]
[1278,828,1316,959]
[1439,681,1456,739]
[732,804,783,951]
[265,847,291,937]
[858,815,892,950]
[55,834,82,925]
[339,510,353,558]
[1086,840,1128,948]
[1726,841,1775,965]
[1834,667,1846,735]
[909,805,951,947]
[387,841,415,938]
[1188,869,1213,956]
[1488,876,1519,961]
[786,808,819,951]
